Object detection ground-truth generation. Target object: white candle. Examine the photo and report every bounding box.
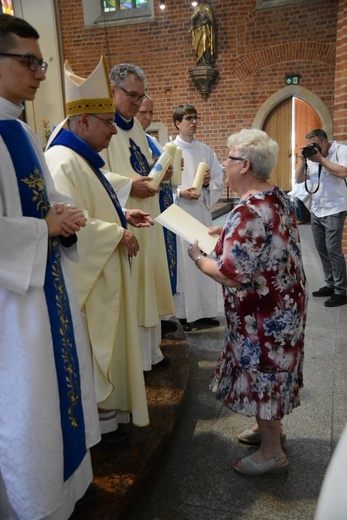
[192,161,208,195]
[162,142,177,183]
[172,146,182,186]
[147,152,172,188]
[164,142,177,161]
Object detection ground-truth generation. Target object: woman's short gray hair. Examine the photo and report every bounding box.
[109,63,146,87]
[227,129,279,180]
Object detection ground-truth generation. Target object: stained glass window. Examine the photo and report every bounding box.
[1,0,14,15]
[83,0,153,27]
[102,0,148,13]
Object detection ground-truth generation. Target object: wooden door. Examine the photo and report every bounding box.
[294,97,322,169]
[262,97,322,191]
[263,98,292,191]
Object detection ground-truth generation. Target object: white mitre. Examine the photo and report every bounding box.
[46,56,114,149]
[65,55,114,117]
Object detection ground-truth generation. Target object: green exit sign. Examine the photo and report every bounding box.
[285,74,300,85]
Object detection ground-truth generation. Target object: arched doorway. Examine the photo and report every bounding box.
[253,86,331,191]
[263,97,322,191]
[263,97,292,191]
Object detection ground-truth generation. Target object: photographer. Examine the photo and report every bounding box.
[295,129,347,307]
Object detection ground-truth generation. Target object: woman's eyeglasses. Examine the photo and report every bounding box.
[227,156,245,161]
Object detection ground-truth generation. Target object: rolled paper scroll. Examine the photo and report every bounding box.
[147,151,172,188]
[171,145,182,186]
[192,160,208,195]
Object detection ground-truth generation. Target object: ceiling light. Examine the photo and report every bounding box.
[160,0,166,9]
[192,1,198,6]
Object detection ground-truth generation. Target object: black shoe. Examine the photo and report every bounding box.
[101,429,130,445]
[161,320,178,334]
[199,317,220,327]
[152,355,171,368]
[312,286,334,297]
[179,319,192,332]
[324,294,347,307]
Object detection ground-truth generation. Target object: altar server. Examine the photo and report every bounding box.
[0,14,100,520]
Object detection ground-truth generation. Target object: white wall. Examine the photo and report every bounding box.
[13,0,64,145]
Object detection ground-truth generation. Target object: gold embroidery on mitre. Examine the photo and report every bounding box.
[66,98,115,117]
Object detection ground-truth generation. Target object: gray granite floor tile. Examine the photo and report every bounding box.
[127,221,347,520]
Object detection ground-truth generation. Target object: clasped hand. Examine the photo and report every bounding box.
[45,203,87,237]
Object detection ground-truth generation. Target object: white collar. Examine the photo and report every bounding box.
[0,97,24,120]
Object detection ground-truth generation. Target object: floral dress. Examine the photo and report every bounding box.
[211,187,307,420]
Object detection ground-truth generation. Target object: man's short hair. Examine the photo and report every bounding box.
[0,14,39,53]
[305,129,327,141]
[173,104,197,129]
[109,63,146,87]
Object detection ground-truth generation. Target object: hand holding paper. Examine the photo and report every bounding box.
[155,204,219,255]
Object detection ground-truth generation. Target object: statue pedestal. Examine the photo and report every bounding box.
[189,65,219,99]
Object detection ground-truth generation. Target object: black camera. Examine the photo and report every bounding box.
[302,142,321,159]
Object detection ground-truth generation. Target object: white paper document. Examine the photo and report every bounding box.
[155,204,219,255]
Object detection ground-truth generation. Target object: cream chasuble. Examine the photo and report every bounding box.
[102,118,175,327]
[46,142,149,427]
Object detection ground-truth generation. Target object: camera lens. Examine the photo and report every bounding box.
[302,143,321,159]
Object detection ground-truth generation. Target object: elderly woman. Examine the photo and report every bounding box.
[188,129,307,475]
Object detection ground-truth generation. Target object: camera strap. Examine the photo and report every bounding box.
[304,161,322,194]
[336,145,347,188]
[304,144,347,193]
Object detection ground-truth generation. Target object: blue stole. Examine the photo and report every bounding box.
[0,120,86,481]
[146,135,177,295]
[114,113,177,293]
[50,129,127,229]
[146,133,161,158]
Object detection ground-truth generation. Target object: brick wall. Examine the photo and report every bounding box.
[57,0,347,256]
[334,0,347,255]
[57,0,338,153]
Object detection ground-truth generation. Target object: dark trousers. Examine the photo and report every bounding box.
[311,211,347,295]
